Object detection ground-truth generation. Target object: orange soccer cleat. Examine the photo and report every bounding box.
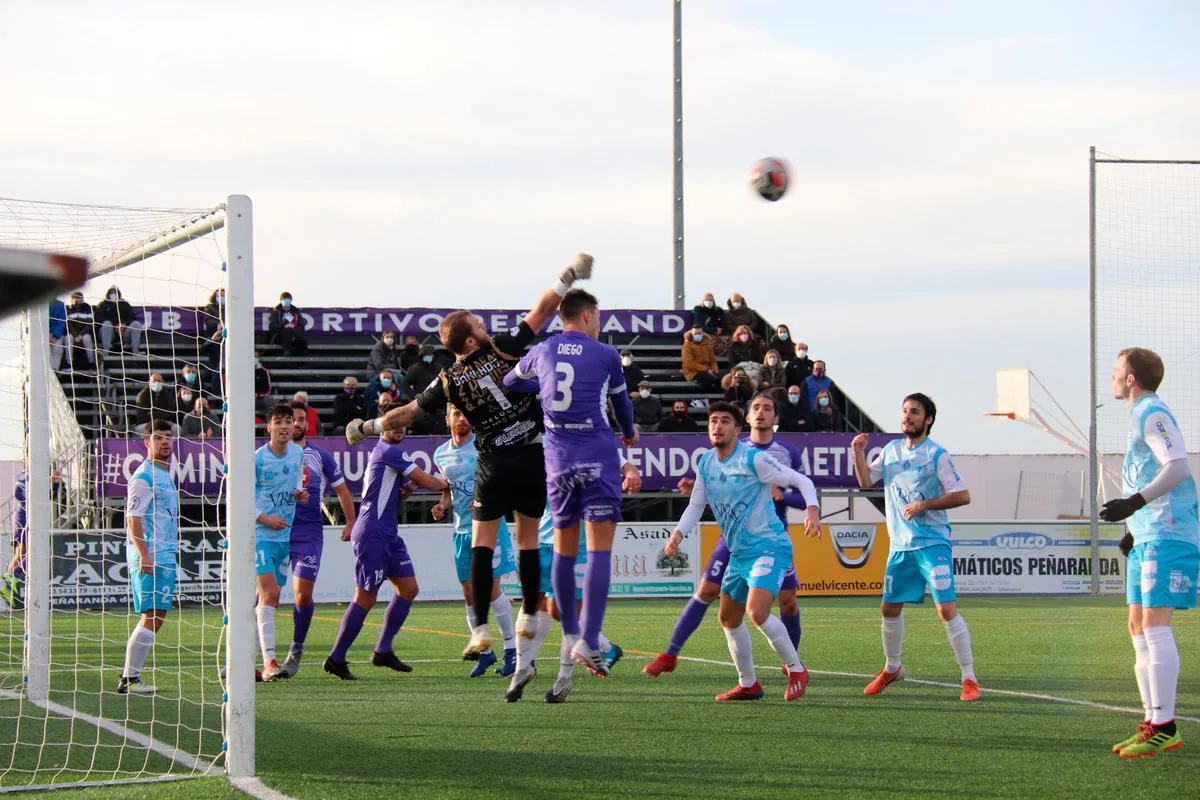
[960,678,981,701]
[863,666,905,696]
[716,682,765,701]
[643,653,678,678]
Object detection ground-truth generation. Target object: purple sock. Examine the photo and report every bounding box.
[292,603,315,647]
[666,597,711,656]
[581,549,612,651]
[551,552,579,636]
[781,611,801,650]
[375,596,412,653]
[329,602,369,662]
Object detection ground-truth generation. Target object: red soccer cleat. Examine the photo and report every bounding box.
[863,666,905,696]
[716,682,764,701]
[784,668,810,701]
[643,653,678,678]
[960,678,981,701]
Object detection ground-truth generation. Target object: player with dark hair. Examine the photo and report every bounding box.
[851,393,978,701]
[346,255,594,660]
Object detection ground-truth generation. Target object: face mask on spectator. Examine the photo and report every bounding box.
[383,337,394,346]
[738,334,749,343]
[818,396,831,408]
[731,301,743,309]
[767,357,778,366]
[691,334,703,343]
[184,372,197,384]
[380,378,393,388]
[639,388,651,399]
[180,391,192,403]
[621,356,633,367]
[108,292,118,301]
[281,298,292,309]
[422,355,433,363]
[344,385,356,393]
[813,368,826,379]
[150,382,162,393]
[255,359,263,368]
[777,331,789,341]
[703,300,714,308]
[216,295,225,306]
[797,349,808,359]
[673,407,688,418]
[788,393,801,405]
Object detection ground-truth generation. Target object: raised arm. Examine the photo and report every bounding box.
[502,347,542,394]
[523,254,594,333]
[850,433,878,489]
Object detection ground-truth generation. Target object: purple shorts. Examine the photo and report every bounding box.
[353,536,415,593]
[546,449,623,530]
[706,536,798,591]
[289,537,324,583]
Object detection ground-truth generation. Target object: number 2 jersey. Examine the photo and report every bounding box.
[416,322,543,454]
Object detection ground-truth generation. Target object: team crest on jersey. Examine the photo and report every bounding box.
[263,470,274,481]
[830,525,876,569]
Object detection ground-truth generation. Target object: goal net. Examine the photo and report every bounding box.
[0,196,257,790]
[1092,152,1200,463]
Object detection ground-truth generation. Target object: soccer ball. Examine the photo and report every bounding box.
[749,157,789,202]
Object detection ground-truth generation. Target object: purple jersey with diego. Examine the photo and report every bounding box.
[351,439,418,590]
[705,437,806,589]
[504,331,636,528]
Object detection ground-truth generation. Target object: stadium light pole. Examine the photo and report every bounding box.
[672,0,685,311]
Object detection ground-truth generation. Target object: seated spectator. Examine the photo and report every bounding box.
[64,290,97,370]
[682,327,720,391]
[177,384,197,417]
[727,324,764,369]
[658,399,701,432]
[178,363,211,401]
[721,367,757,409]
[292,391,322,437]
[254,350,275,414]
[364,368,401,411]
[399,335,422,371]
[268,291,307,356]
[96,286,144,357]
[375,393,395,419]
[402,345,439,398]
[621,350,645,389]
[767,324,796,362]
[368,331,402,378]
[812,388,843,431]
[133,372,179,435]
[785,341,814,386]
[200,288,225,373]
[632,380,664,431]
[49,298,67,372]
[802,360,834,410]
[182,396,218,440]
[691,292,724,336]
[332,376,366,434]
[725,293,767,340]
[761,349,786,389]
[779,385,816,432]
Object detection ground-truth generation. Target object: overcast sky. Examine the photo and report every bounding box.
[1,1,1198,456]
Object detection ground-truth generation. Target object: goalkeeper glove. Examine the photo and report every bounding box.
[1099,493,1146,523]
[1118,532,1134,557]
[553,253,594,296]
[345,418,380,445]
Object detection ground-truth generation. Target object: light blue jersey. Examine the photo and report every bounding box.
[1123,395,1200,546]
[125,459,179,563]
[432,434,511,542]
[255,442,305,544]
[869,437,967,552]
[680,441,809,556]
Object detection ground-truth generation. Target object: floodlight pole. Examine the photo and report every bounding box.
[672,0,685,310]
[1088,146,1099,595]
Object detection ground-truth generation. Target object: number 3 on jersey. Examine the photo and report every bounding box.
[550,361,575,412]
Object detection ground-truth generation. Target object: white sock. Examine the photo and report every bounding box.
[756,615,803,672]
[882,615,904,672]
[597,632,613,653]
[122,625,156,679]
[491,595,516,650]
[1146,626,1180,724]
[944,614,975,681]
[1132,634,1152,721]
[558,632,578,679]
[723,622,757,688]
[256,605,276,665]
[517,610,554,672]
[466,606,477,636]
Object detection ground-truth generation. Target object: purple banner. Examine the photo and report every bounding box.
[96,433,899,499]
[136,306,691,338]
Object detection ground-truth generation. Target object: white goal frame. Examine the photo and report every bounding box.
[13,194,257,788]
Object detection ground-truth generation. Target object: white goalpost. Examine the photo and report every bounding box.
[0,196,256,790]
